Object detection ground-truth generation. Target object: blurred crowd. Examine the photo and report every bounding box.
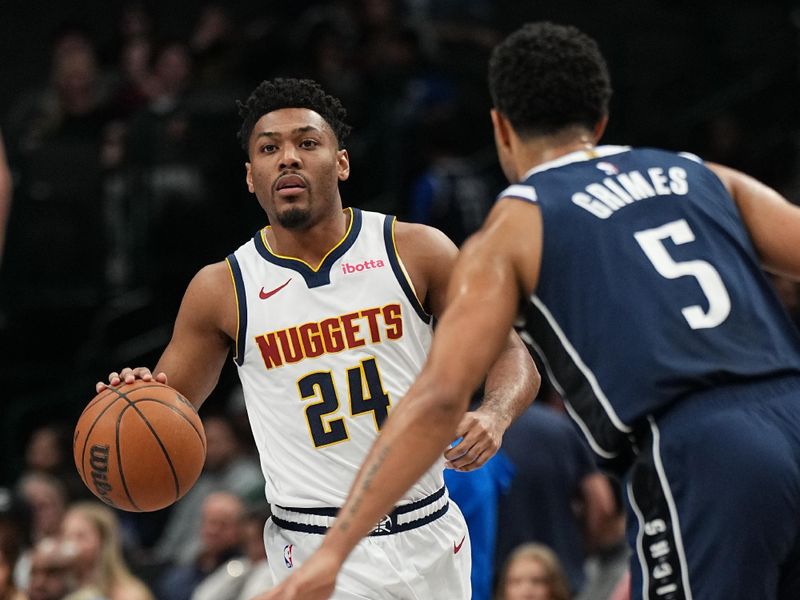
[0,1,799,599]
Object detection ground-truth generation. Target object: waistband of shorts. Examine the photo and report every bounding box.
[270,486,449,536]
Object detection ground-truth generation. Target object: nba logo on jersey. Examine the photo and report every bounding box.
[283,544,294,568]
[596,161,619,175]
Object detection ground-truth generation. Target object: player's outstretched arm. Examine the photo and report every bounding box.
[259,198,543,600]
[95,262,234,411]
[394,222,540,472]
[709,162,800,279]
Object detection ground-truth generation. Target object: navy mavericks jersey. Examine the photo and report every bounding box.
[500,146,800,464]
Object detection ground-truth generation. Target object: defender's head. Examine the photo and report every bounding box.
[488,22,612,139]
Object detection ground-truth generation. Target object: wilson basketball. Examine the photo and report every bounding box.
[73,380,206,512]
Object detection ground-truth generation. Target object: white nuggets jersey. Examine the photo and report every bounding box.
[226,208,440,508]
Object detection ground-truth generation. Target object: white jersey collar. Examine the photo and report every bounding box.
[521,145,631,180]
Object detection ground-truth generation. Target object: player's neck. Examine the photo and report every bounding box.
[267,207,351,266]
[515,128,597,179]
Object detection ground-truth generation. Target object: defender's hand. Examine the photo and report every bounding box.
[444,410,503,471]
[95,367,168,393]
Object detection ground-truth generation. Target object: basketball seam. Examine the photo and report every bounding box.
[116,403,143,511]
[124,400,183,502]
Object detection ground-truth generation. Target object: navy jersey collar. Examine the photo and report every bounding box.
[253,207,362,288]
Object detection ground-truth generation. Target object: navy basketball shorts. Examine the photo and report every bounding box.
[624,374,800,600]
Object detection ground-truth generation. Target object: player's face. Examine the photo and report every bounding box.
[245,108,350,230]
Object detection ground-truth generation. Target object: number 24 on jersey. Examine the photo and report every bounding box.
[297,357,391,448]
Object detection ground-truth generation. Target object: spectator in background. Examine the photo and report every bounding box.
[60,501,154,600]
[27,537,79,600]
[156,492,245,600]
[15,473,68,590]
[2,22,113,344]
[494,397,620,596]
[495,543,571,600]
[0,532,25,600]
[0,488,28,600]
[191,505,274,600]
[21,425,88,503]
[235,507,274,600]
[153,414,264,566]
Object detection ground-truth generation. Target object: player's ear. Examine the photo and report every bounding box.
[491,109,512,151]
[337,149,350,181]
[245,162,255,193]
[593,115,609,142]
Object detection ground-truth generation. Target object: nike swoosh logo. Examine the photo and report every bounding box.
[259,279,292,299]
[453,534,466,554]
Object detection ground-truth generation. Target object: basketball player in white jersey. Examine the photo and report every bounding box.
[96,78,538,599]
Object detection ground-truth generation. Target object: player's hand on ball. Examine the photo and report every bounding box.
[444,410,503,471]
[96,367,168,393]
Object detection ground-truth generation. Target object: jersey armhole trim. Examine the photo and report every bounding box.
[383,215,432,324]
[497,183,538,204]
[226,254,248,366]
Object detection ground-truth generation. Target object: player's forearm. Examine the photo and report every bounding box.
[480,333,539,429]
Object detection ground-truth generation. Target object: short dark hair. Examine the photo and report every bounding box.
[237,78,352,154]
[488,22,612,138]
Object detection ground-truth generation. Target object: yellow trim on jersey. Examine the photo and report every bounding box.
[390,217,430,317]
[260,207,355,272]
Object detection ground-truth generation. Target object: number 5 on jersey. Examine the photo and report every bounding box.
[634,218,731,329]
[298,357,391,448]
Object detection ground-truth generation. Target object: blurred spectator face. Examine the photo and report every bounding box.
[121,37,152,82]
[153,43,191,98]
[60,510,101,575]
[28,538,74,600]
[504,556,552,600]
[120,2,153,39]
[26,427,63,472]
[203,416,239,471]
[19,475,67,541]
[54,47,99,113]
[199,493,243,557]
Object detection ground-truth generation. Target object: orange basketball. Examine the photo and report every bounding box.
[73,380,206,512]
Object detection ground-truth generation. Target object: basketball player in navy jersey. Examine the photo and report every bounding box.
[97,78,538,599]
[266,23,800,600]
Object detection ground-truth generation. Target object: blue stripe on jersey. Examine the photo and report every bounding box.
[382,215,431,324]
[226,254,248,366]
[253,208,363,288]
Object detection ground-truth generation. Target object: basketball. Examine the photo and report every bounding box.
[73,380,207,512]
